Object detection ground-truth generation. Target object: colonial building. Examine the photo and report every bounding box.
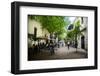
[74,17,88,51]
[28,18,50,47]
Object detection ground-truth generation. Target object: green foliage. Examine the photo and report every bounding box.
[29,15,70,40]
[30,16,66,33]
[29,15,85,42]
[66,18,82,41]
[58,29,67,40]
[75,20,80,27]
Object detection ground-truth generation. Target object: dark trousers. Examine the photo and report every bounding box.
[68,45,69,50]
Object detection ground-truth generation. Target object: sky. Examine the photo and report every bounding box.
[65,16,76,30]
[69,17,76,24]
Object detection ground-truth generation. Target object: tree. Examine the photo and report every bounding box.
[29,15,70,40]
[66,18,83,51]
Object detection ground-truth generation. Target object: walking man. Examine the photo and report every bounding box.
[67,41,70,50]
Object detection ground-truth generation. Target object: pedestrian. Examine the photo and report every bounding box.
[67,41,70,50]
[50,42,55,55]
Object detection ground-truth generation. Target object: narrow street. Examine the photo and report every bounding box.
[29,46,87,60]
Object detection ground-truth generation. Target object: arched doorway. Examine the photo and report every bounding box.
[81,36,85,49]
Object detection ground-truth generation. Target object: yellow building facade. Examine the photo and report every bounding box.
[28,18,49,38]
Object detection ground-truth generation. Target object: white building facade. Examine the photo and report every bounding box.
[74,17,88,51]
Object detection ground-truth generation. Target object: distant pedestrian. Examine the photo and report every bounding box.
[67,41,70,50]
[49,42,55,55]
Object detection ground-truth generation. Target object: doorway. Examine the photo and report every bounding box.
[81,36,85,49]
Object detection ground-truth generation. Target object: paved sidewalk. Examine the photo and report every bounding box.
[29,46,88,61]
[57,46,87,54]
